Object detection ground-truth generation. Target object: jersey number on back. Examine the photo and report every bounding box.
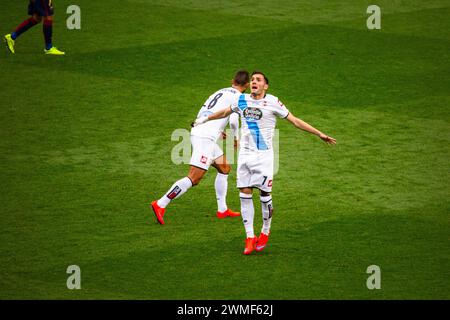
[206,93,224,109]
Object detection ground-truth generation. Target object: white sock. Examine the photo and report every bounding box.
[260,195,273,235]
[215,173,228,212]
[240,192,254,238]
[157,177,193,208]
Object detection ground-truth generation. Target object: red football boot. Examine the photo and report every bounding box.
[151,200,165,225]
[256,232,270,252]
[217,208,241,219]
[243,237,257,255]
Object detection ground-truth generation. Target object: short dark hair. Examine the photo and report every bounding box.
[251,71,269,84]
[233,70,250,86]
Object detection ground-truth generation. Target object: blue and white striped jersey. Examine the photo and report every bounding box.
[231,93,289,151]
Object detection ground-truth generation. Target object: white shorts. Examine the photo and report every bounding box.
[190,135,224,171]
[237,149,274,192]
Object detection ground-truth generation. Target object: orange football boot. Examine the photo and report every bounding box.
[256,232,270,252]
[243,237,257,255]
[151,200,165,225]
[217,208,241,219]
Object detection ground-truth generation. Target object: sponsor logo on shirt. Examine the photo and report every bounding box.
[243,107,263,121]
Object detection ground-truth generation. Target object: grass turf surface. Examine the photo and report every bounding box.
[0,0,449,299]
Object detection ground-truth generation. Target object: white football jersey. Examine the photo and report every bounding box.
[191,87,242,141]
[231,93,289,151]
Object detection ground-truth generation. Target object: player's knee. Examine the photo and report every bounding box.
[221,164,231,174]
[240,188,253,195]
[33,15,42,23]
[43,16,53,22]
[260,190,271,197]
[189,176,201,186]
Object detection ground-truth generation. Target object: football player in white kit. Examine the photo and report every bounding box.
[194,71,336,254]
[151,70,250,225]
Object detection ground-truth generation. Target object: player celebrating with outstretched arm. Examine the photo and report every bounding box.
[4,0,65,55]
[150,70,250,225]
[194,71,336,254]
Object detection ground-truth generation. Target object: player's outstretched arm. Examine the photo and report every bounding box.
[192,106,233,126]
[285,113,336,145]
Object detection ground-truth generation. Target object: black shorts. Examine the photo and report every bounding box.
[28,0,54,17]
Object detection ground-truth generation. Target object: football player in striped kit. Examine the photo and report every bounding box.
[4,0,64,55]
[194,71,336,254]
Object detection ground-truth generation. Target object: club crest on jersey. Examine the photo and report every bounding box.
[243,107,262,121]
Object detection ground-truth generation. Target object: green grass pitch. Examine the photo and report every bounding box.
[0,0,449,299]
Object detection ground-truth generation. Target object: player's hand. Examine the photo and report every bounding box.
[221,131,227,140]
[319,133,336,145]
[192,116,209,127]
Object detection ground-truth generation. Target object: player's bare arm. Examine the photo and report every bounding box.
[286,113,336,145]
[193,106,233,126]
[207,106,233,120]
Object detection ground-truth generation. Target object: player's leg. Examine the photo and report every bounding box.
[256,189,272,252]
[150,136,210,224]
[240,187,257,255]
[33,14,43,23]
[157,165,205,208]
[151,166,205,224]
[4,7,42,54]
[43,15,53,50]
[236,151,257,254]
[211,154,240,218]
[251,151,274,252]
[10,14,41,40]
[41,1,64,55]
